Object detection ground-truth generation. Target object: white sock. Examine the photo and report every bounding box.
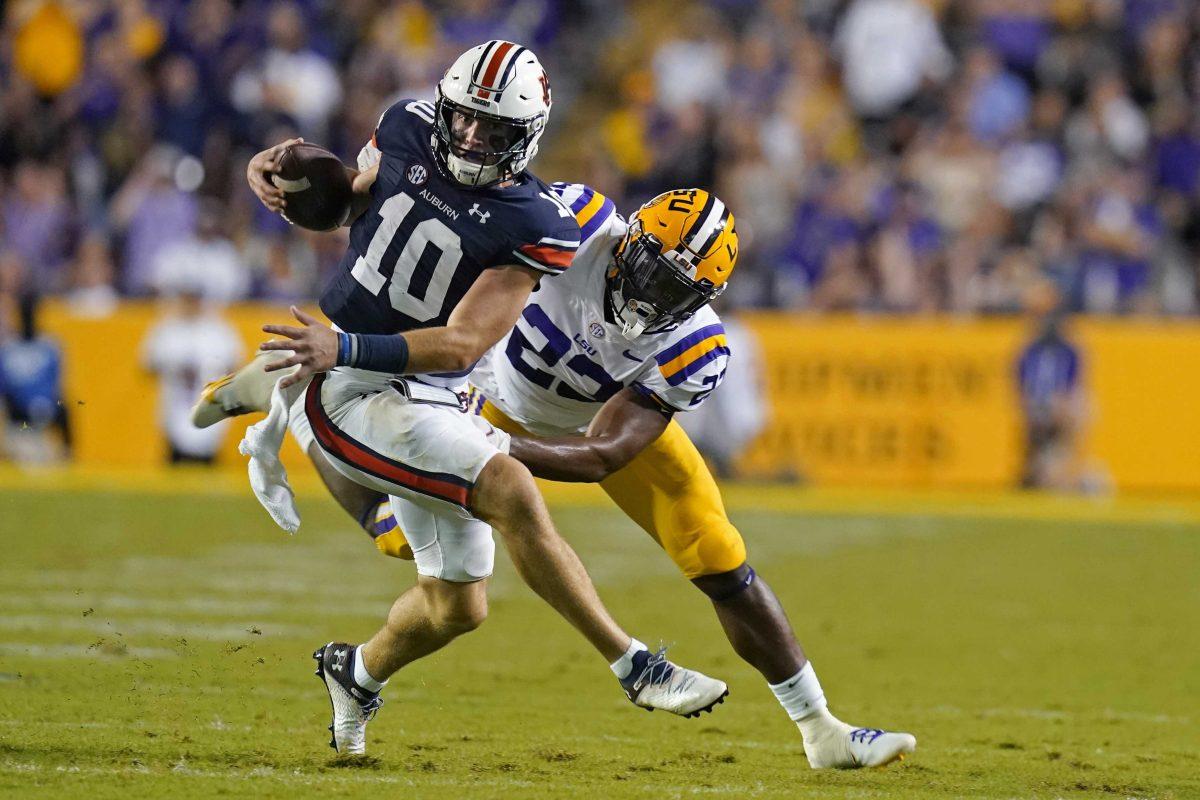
[353,646,387,693]
[608,638,647,680]
[286,390,315,452]
[769,662,841,741]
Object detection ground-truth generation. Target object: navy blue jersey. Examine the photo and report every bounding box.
[320,99,580,336]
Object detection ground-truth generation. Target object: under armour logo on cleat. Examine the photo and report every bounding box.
[849,728,884,744]
[332,648,348,672]
[469,203,490,224]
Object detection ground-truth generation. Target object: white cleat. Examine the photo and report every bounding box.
[190,346,296,428]
[313,643,382,755]
[804,723,916,769]
[622,647,729,718]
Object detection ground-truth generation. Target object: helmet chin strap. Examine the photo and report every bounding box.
[447,153,498,186]
[613,295,653,339]
[617,314,645,340]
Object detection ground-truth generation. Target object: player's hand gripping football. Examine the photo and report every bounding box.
[246,138,304,213]
[260,306,338,389]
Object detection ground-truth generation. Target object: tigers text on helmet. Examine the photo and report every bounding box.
[608,189,738,338]
[433,40,551,188]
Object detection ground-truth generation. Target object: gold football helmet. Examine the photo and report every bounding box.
[608,188,737,337]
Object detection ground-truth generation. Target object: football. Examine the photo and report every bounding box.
[270,142,353,231]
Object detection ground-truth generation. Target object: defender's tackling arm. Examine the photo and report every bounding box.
[507,388,671,483]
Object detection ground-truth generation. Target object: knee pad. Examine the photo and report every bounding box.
[668,519,748,580]
[404,507,495,583]
[693,563,756,602]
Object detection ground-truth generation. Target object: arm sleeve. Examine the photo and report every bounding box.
[357,137,382,172]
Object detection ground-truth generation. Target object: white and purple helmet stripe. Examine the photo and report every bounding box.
[684,194,729,257]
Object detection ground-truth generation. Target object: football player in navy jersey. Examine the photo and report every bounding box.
[207,42,729,754]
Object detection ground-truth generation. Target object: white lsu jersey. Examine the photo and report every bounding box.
[471,183,731,437]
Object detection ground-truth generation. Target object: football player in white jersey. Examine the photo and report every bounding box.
[202,43,729,756]
[467,186,914,769]
[202,184,917,769]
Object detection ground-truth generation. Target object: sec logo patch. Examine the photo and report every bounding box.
[407,164,428,185]
[589,322,605,339]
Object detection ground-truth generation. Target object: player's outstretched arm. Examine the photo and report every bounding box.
[507,388,670,483]
[260,265,539,388]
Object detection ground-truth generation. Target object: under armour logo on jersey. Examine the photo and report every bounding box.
[332,648,348,672]
[469,203,490,224]
[407,164,428,185]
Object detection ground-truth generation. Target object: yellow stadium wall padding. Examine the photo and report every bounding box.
[735,313,1200,493]
[30,301,1200,492]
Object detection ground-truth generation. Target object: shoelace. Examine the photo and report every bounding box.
[359,695,383,720]
[631,646,696,695]
[344,682,385,720]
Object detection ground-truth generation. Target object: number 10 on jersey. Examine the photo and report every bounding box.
[351,192,465,322]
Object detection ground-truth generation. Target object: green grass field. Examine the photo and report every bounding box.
[1,482,1197,799]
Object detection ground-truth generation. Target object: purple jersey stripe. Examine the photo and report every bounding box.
[569,186,596,214]
[372,514,398,537]
[579,197,616,241]
[654,323,726,366]
[665,345,731,386]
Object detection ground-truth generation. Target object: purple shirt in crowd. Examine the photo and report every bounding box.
[121,189,198,295]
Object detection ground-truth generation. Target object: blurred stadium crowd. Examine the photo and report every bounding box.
[1,0,1198,318]
[0,0,599,311]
